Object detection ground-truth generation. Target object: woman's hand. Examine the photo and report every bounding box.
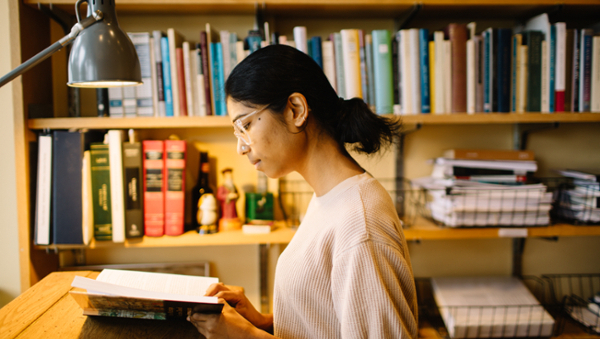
[204,283,273,332]
[188,301,266,339]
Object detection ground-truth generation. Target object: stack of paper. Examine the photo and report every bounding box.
[432,276,555,338]
[555,170,600,223]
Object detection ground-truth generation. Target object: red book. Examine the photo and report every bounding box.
[164,139,186,236]
[176,48,188,116]
[447,23,468,113]
[142,140,165,237]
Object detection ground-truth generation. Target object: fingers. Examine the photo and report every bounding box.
[213,290,243,305]
[204,282,227,296]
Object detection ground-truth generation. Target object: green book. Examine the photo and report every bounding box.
[90,143,112,241]
[525,31,543,112]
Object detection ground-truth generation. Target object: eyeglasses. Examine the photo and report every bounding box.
[232,104,270,146]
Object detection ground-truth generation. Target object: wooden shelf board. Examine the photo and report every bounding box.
[28,113,600,130]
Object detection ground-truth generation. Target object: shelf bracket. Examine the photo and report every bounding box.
[511,238,526,277]
[72,249,87,266]
[513,122,559,150]
[394,3,422,32]
[396,123,422,217]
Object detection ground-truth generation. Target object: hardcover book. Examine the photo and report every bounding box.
[108,130,126,243]
[128,32,154,117]
[164,140,186,236]
[70,269,222,320]
[142,140,165,237]
[372,29,394,114]
[167,28,185,117]
[340,29,363,99]
[34,134,52,246]
[90,143,112,241]
[152,30,167,117]
[448,23,467,113]
[525,31,543,112]
[160,36,174,117]
[123,142,144,238]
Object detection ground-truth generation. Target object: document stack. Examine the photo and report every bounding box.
[554,169,600,223]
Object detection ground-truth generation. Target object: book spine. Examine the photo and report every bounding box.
[128,32,154,117]
[526,31,543,112]
[176,48,188,116]
[433,31,445,114]
[467,39,475,113]
[82,150,93,245]
[293,26,308,54]
[564,29,574,112]
[152,30,166,117]
[554,23,566,112]
[419,28,431,113]
[123,87,137,117]
[164,140,186,236]
[34,134,52,245]
[168,28,182,117]
[395,32,402,114]
[409,29,421,114]
[310,36,323,68]
[372,29,394,115]
[322,40,337,92]
[148,37,159,117]
[340,29,363,99]
[52,131,84,244]
[108,87,124,117]
[160,37,174,117]
[483,29,491,112]
[333,32,346,98]
[511,34,520,112]
[592,36,600,112]
[183,41,195,117]
[358,30,368,104]
[496,28,512,113]
[580,29,593,112]
[211,42,227,116]
[517,45,529,113]
[365,34,375,107]
[429,40,435,114]
[475,36,484,113]
[108,130,125,243]
[195,47,207,116]
[123,142,144,238]
[548,25,556,112]
[142,140,165,237]
[90,143,113,241]
[199,31,213,116]
[400,30,412,114]
[448,24,467,113]
[571,29,580,112]
[220,30,231,79]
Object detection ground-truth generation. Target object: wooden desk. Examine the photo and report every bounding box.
[0,271,202,339]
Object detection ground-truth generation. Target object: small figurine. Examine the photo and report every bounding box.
[216,168,242,231]
[197,193,218,235]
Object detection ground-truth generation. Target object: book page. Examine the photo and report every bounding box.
[97,269,218,296]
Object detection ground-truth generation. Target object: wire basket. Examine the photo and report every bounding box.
[416,276,558,339]
[549,178,600,225]
[543,273,600,335]
[278,177,424,228]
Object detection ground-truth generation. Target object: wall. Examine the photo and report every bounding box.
[0,0,22,307]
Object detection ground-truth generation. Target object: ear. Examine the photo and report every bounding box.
[286,93,309,128]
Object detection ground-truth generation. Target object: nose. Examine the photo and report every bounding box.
[237,138,250,155]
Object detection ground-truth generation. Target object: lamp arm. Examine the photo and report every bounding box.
[0,10,103,89]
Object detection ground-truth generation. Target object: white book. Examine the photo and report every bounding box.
[108,130,125,243]
[34,134,52,246]
[148,37,160,117]
[122,86,137,117]
[333,32,346,98]
[82,150,93,246]
[182,41,195,117]
[293,26,308,54]
[340,29,363,99]
[591,36,600,112]
[195,48,207,116]
[400,30,412,114]
[151,30,166,117]
[444,40,452,114]
[188,48,200,117]
[108,87,124,117]
[322,40,337,91]
[541,40,549,112]
[167,28,184,117]
[467,39,476,114]
[220,30,231,79]
[409,28,421,114]
[434,31,446,114]
[517,45,529,113]
[555,23,567,110]
[128,32,154,117]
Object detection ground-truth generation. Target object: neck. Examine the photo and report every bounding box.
[297,133,364,197]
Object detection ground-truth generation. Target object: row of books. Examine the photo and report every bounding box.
[411,149,553,227]
[33,130,191,246]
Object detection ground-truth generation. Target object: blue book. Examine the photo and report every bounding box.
[483,29,492,112]
[580,29,593,112]
[371,30,394,114]
[496,28,512,113]
[548,25,556,112]
[160,36,174,117]
[211,42,227,116]
[419,28,431,113]
[310,36,323,68]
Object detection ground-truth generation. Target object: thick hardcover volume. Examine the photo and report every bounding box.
[525,31,543,112]
[419,28,431,113]
[108,130,126,243]
[160,37,174,117]
[496,28,512,113]
[34,134,52,246]
[167,28,184,117]
[90,143,112,241]
[128,32,154,117]
[123,142,144,238]
[152,31,166,117]
[142,140,165,237]
[443,149,535,161]
[372,30,394,115]
[175,48,188,117]
[52,131,87,244]
[199,32,213,116]
[164,140,186,236]
[448,23,467,113]
[340,29,363,99]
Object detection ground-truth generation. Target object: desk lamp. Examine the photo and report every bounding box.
[0,0,141,89]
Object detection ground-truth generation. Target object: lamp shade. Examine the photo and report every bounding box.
[68,0,141,87]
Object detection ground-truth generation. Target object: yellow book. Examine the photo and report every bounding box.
[429,40,436,114]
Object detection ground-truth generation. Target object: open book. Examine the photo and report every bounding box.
[70,269,223,320]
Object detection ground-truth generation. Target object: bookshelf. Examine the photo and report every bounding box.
[8,0,600,332]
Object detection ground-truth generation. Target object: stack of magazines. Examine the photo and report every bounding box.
[554,169,600,223]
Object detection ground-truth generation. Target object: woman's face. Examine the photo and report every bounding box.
[228,97,305,179]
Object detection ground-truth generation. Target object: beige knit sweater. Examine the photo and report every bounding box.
[273,173,418,339]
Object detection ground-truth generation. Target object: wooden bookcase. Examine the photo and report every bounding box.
[9,0,600,335]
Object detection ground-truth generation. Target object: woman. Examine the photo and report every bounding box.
[188,44,418,339]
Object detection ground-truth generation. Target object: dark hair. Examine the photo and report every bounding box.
[225,44,400,154]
